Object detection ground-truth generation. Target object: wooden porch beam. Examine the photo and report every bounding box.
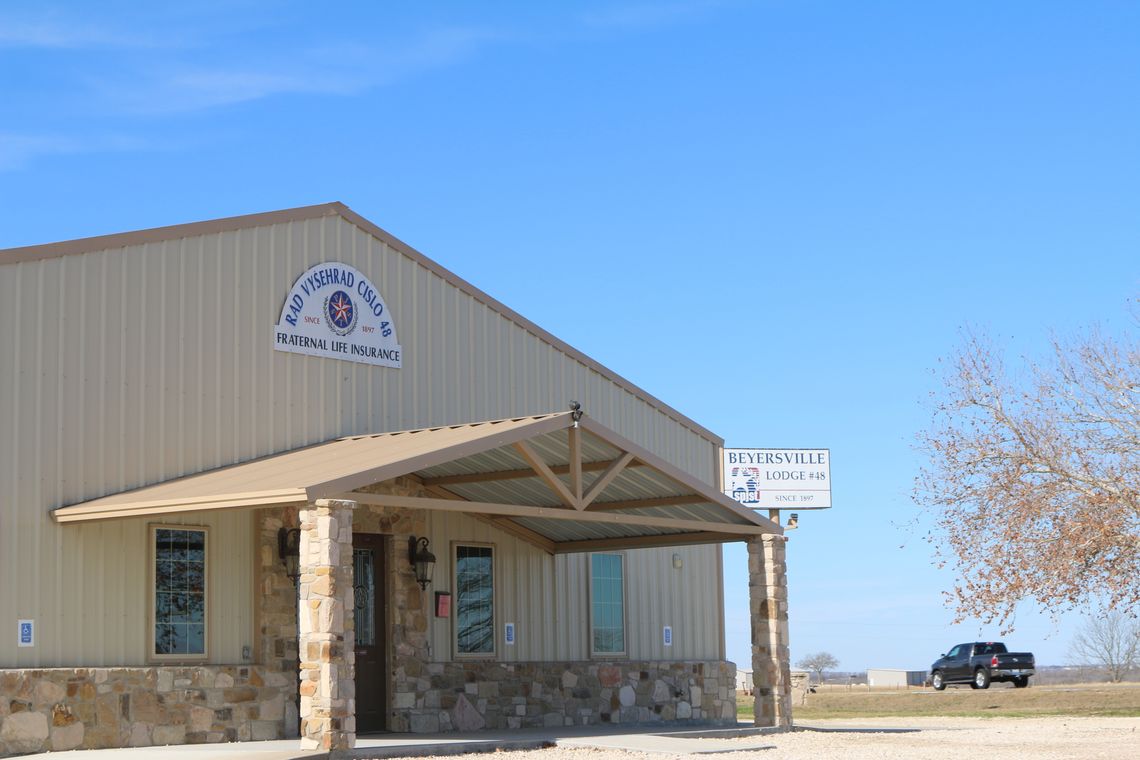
[585,494,709,511]
[423,485,556,554]
[513,440,579,510]
[581,452,635,509]
[552,531,745,554]
[419,459,646,487]
[568,426,583,509]
[470,513,557,554]
[343,492,768,536]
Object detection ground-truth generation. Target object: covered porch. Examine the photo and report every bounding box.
[55,411,791,751]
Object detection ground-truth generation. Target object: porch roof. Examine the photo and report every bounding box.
[52,412,779,553]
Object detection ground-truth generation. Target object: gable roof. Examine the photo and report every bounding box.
[53,412,778,553]
[0,202,719,443]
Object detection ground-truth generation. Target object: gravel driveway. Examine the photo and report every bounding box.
[425,717,1140,760]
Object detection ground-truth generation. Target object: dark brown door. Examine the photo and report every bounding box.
[353,533,387,732]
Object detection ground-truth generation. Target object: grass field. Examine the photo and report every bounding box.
[737,682,1140,720]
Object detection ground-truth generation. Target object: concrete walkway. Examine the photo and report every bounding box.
[16,724,781,759]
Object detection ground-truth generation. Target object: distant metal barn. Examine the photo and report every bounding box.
[866,669,927,688]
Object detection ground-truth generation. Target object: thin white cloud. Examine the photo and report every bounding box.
[95,24,509,115]
[0,134,78,170]
[0,13,160,49]
[3,3,729,171]
[158,69,360,111]
[0,133,156,171]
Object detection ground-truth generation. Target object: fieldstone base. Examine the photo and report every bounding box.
[0,666,291,757]
[390,660,736,732]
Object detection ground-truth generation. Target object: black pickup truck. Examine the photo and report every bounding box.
[929,642,1035,690]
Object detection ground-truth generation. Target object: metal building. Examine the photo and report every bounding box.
[0,204,791,754]
[866,669,927,688]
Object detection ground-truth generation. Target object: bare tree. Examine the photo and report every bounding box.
[1071,610,1140,683]
[796,652,839,685]
[915,319,1140,630]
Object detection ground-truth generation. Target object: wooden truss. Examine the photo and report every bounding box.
[344,425,767,554]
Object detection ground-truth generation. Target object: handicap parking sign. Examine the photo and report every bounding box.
[18,620,33,647]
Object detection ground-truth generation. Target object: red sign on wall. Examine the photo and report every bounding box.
[435,592,451,618]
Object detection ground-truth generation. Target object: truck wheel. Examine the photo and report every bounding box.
[931,671,946,691]
[972,669,991,690]
[1013,676,1029,688]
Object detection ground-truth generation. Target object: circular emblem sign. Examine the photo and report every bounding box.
[273,262,401,368]
[324,290,357,335]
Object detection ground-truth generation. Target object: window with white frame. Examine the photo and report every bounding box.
[454,544,495,656]
[590,553,626,655]
[151,526,207,659]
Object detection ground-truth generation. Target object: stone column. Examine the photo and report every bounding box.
[298,499,356,751]
[748,535,791,728]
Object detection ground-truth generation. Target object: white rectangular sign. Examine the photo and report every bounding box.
[723,448,831,510]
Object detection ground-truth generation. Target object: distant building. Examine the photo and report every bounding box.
[866,669,927,688]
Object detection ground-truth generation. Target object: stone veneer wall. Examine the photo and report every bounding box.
[259,480,430,698]
[389,660,736,733]
[264,480,747,742]
[0,666,290,757]
[349,480,740,735]
[255,507,302,737]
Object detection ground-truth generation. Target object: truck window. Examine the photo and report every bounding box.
[946,645,962,658]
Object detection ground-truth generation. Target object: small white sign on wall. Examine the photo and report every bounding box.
[17,620,34,647]
[663,625,673,647]
[505,623,516,646]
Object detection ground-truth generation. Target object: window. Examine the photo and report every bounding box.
[151,526,207,659]
[590,553,625,655]
[455,544,494,656]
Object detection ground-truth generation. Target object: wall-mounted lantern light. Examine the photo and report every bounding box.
[408,536,436,589]
[277,527,301,586]
[786,513,799,530]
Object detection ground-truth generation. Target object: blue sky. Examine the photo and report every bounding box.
[3,1,1139,671]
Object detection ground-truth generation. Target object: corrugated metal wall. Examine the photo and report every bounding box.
[425,512,723,662]
[0,212,722,667]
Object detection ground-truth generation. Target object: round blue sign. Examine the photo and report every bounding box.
[324,290,357,335]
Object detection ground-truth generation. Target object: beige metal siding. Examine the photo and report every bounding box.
[0,505,252,668]
[426,512,723,662]
[0,213,720,667]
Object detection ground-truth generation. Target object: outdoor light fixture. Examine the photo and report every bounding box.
[277,527,301,586]
[786,513,799,530]
[408,536,436,589]
[672,553,683,570]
